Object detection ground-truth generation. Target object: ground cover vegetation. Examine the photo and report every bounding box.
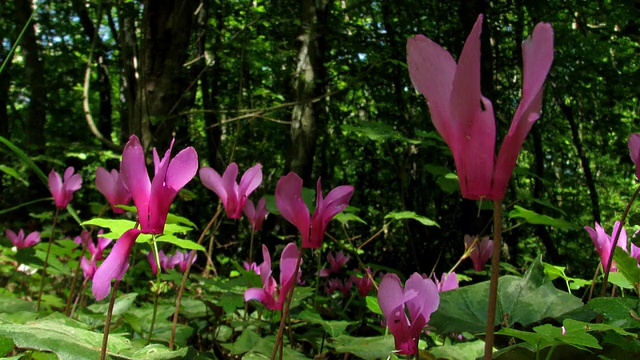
[2,0,640,359]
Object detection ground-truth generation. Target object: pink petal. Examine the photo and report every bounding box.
[238,163,263,201]
[407,34,456,140]
[92,228,141,300]
[165,146,198,191]
[405,273,439,329]
[200,167,229,204]
[309,182,354,248]
[493,22,554,198]
[244,288,276,310]
[5,229,19,246]
[120,135,151,230]
[449,15,496,200]
[378,274,414,355]
[81,257,96,280]
[95,167,114,201]
[258,245,272,286]
[275,173,310,245]
[48,169,63,207]
[629,134,640,179]
[278,242,300,305]
[23,231,41,248]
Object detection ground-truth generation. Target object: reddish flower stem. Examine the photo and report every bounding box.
[100,280,119,360]
[484,200,502,360]
[37,207,60,311]
[169,208,221,350]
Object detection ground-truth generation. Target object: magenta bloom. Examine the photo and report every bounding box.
[120,135,198,234]
[243,197,268,231]
[407,15,554,200]
[200,163,262,219]
[351,267,374,297]
[378,273,440,355]
[48,167,83,208]
[172,250,197,272]
[629,133,640,180]
[244,243,300,311]
[92,228,142,300]
[319,251,350,277]
[433,272,459,292]
[95,167,131,214]
[243,261,260,275]
[5,229,40,250]
[325,278,352,296]
[585,221,627,272]
[464,235,493,271]
[275,173,354,248]
[80,233,113,281]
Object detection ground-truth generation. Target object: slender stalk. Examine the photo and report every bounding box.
[70,277,89,318]
[100,280,120,360]
[169,208,221,350]
[599,185,640,302]
[484,200,502,360]
[249,228,256,264]
[270,247,304,360]
[37,207,60,311]
[147,237,161,345]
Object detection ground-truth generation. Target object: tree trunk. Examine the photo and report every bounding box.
[286,0,329,185]
[201,0,223,169]
[131,0,198,150]
[15,0,46,154]
[118,1,137,144]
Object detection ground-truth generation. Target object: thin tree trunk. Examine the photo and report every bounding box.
[15,0,46,154]
[202,0,223,169]
[286,0,329,184]
[118,0,137,143]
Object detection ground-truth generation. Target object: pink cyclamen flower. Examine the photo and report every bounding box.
[243,261,260,275]
[200,163,262,219]
[92,228,142,300]
[120,135,198,234]
[171,250,197,272]
[95,167,131,214]
[319,251,350,277]
[79,232,113,280]
[585,221,627,272]
[325,278,352,296]
[433,272,459,292]
[275,172,354,248]
[244,243,300,311]
[464,235,493,271]
[49,167,83,208]
[407,15,554,200]
[5,229,40,250]
[351,267,374,297]
[629,133,640,180]
[378,273,440,355]
[244,197,268,231]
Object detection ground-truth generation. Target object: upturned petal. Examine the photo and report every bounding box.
[493,22,554,198]
[630,133,640,179]
[309,180,354,248]
[276,173,310,244]
[92,228,142,300]
[121,136,152,230]
[278,242,300,308]
[378,274,414,354]
[48,170,64,207]
[238,164,263,204]
[23,231,41,248]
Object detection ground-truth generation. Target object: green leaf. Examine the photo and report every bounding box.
[87,292,138,316]
[430,257,583,334]
[328,335,396,359]
[224,330,306,359]
[334,211,367,225]
[365,296,382,315]
[428,340,484,360]
[508,205,574,229]
[0,165,29,186]
[586,297,640,328]
[81,218,137,238]
[297,310,355,337]
[155,234,205,251]
[384,211,439,227]
[0,320,133,359]
[612,247,640,287]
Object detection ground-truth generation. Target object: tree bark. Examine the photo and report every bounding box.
[201,0,223,169]
[286,0,329,184]
[131,0,198,150]
[15,0,46,154]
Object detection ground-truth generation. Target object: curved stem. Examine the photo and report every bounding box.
[70,277,89,318]
[37,207,60,311]
[599,185,640,301]
[270,247,303,360]
[147,236,161,345]
[169,208,222,350]
[100,280,120,360]
[484,200,502,360]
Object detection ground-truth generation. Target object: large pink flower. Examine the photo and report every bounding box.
[200,163,262,219]
[48,167,82,208]
[275,173,354,248]
[464,235,493,271]
[120,135,198,234]
[378,273,440,355]
[244,243,299,311]
[92,228,142,300]
[5,229,41,250]
[629,133,640,180]
[95,167,131,214]
[407,14,554,200]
